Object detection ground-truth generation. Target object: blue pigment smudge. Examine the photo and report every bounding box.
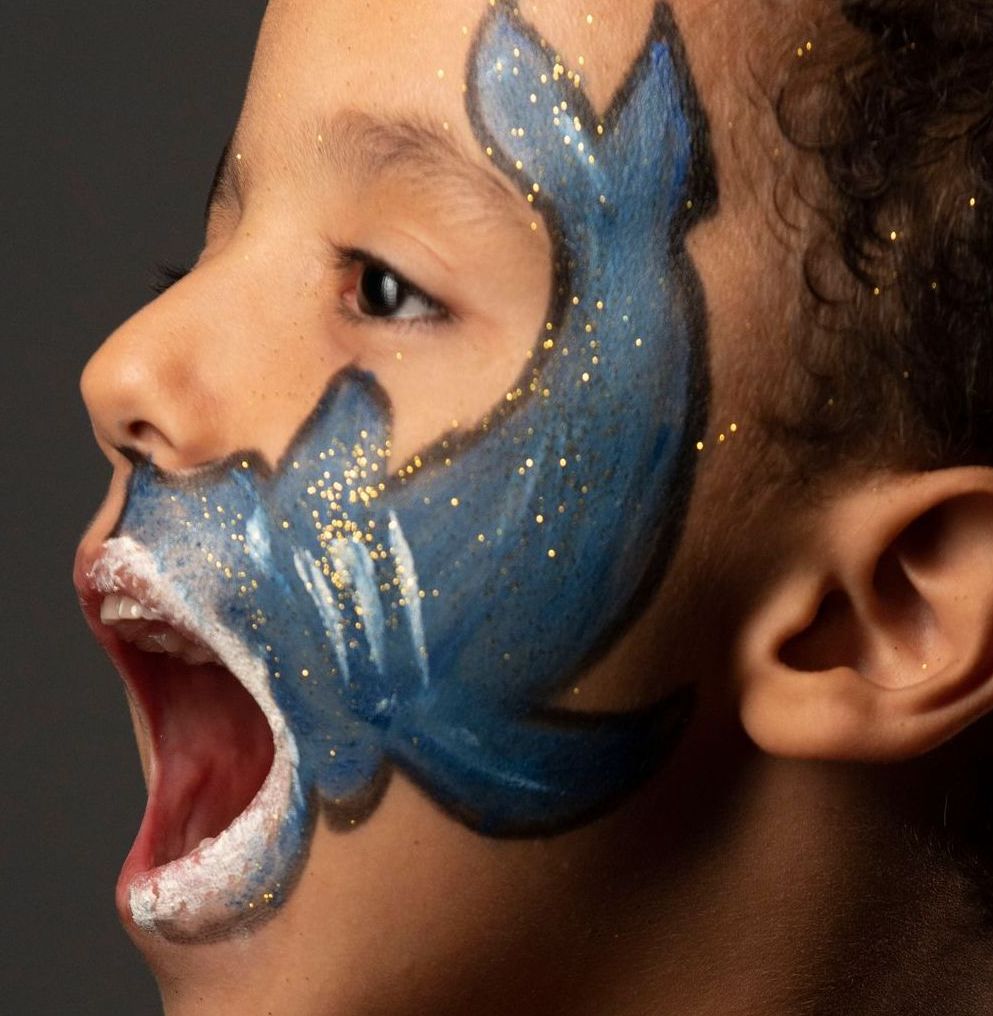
[114,0,715,910]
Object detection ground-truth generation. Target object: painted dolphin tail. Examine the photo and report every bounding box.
[386,684,696,836]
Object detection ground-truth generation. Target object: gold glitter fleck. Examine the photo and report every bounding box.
[301,668,310,678]
[889,230,898,241]
[536,514,545,524]
[559,457,568,468]
[548,548,558,558]
[530,92,538,104]
[695,441,705,452]
[586,13,594,24]
[450,497,460,507]
[970,196,977,207]
[635,337,643,348]
[235,152,243,161]
[581,372,591,382]
[515,159,524,170]
[530,221,538,231]
[477,533,486,543]
[730,422,738,433]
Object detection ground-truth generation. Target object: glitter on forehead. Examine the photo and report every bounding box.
[108,0,716,938]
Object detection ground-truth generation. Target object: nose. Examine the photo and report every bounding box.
[81,286,221,471]
[81,288,211,469]
[81,249,342,474]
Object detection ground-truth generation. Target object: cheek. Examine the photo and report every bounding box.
[357,239,553,463]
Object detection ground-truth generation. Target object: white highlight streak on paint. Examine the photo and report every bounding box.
[388,510,430,688]
[331,541,386,674]
[293,549,351,686]
[244,508,272,570]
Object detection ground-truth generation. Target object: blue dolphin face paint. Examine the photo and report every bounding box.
[91,1,716,939]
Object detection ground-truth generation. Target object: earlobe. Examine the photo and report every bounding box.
[736,468,993,763]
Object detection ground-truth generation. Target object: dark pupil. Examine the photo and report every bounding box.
[358,266,402,316]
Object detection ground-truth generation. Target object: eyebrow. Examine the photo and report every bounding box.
[205,110,524,229]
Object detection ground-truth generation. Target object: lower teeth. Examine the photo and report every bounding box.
[133,630,217,665]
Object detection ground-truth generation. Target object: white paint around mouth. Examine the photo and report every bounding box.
[90,536,303,937]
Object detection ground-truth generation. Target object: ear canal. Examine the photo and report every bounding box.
[736,471,993,763]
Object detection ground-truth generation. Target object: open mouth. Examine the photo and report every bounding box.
[83,537,303,941]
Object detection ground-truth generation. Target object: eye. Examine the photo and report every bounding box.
[339,250,449,324]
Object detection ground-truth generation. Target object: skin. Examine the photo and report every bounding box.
[78,0,993,1013]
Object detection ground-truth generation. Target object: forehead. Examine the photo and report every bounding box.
[239,0,663,152]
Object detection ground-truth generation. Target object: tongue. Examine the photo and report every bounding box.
[146,657,275,866]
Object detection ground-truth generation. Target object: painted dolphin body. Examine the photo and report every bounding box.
[112,3,714,867]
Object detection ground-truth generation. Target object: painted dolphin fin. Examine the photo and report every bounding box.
[268,366,392,509]
[469,4,697,232]
[386,684,695,835]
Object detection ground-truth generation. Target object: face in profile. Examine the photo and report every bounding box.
[76,0,739,1010]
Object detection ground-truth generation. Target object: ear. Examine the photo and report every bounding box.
[737,467,993,762]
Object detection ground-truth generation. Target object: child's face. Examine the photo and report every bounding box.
[75,0,759,1010]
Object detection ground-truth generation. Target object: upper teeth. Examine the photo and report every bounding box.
[100,593,162,624]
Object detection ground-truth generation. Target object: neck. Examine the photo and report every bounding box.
[572,724,993,1016]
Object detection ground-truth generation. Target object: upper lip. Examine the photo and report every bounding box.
[75,543,182,664]
[75,541,131,655]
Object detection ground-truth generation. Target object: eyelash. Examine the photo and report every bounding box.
[334,248,451,327]
[149,251,451,327]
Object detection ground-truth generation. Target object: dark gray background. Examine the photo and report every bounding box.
[2,3,266,1011]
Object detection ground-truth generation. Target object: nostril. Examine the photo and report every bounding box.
[127,419,172,449]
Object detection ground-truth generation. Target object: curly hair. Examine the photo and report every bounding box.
[770,0,993,891]
[771,0,993,480]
